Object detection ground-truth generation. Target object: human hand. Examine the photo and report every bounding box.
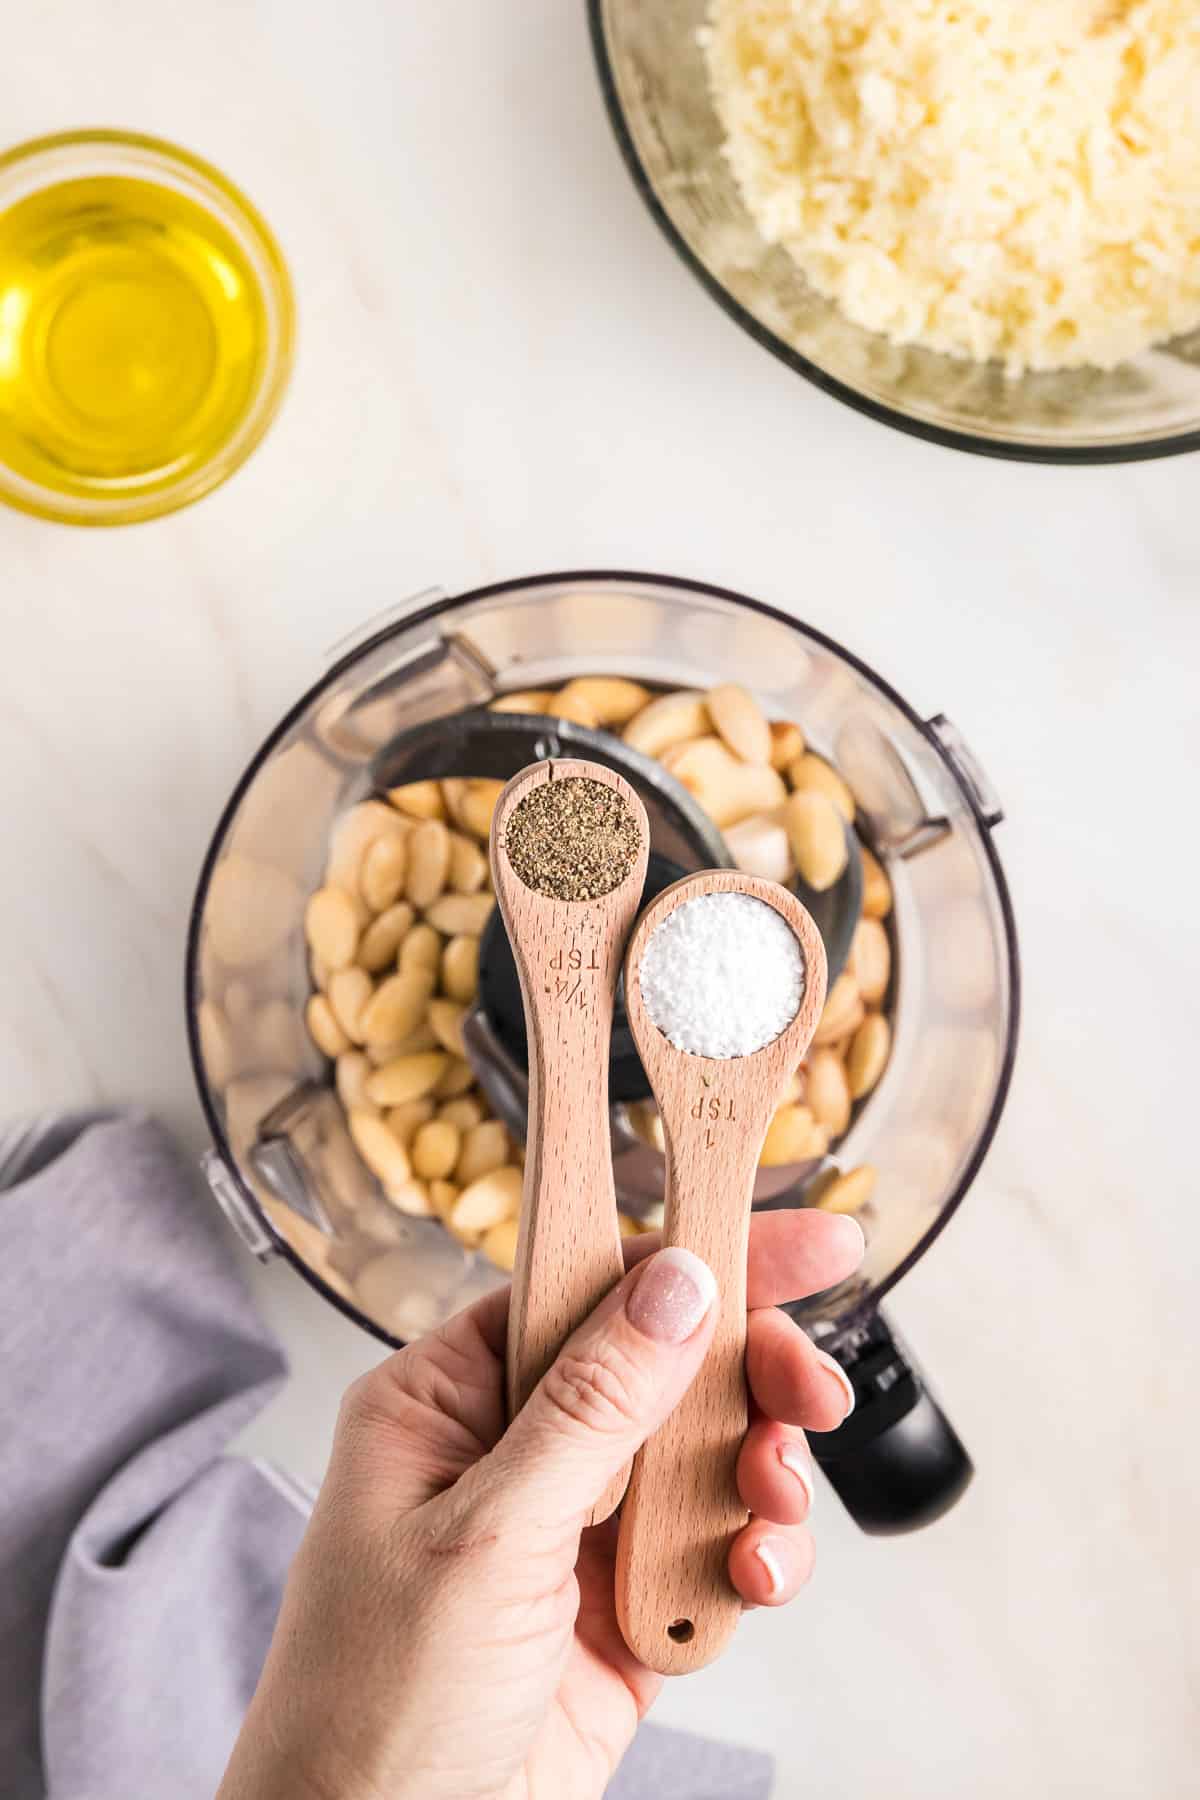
[218,1210,864,1800]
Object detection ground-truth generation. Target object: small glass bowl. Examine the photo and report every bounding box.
[0,129,294,525]
[589,0,1200,464]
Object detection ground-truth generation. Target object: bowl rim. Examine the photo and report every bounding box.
[0,126,295,525]
[586,1,1200,467]
[185,569,1023,1348]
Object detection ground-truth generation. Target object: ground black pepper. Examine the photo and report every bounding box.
[504,776,641,901]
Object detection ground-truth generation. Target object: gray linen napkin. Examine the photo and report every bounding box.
[0,1111,772,1800]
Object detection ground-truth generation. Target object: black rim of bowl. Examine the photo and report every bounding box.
[586,0,1200,467]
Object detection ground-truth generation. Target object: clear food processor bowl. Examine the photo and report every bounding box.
[588,0,1200,464]
[186,572,1019,1350]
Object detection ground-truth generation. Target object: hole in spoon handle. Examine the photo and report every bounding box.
[615,1135,755,1675]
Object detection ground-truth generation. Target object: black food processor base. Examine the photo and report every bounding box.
[808,1312,973,1534]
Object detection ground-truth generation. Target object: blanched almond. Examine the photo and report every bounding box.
[455,1119,509,1187]
[328,967,373,1044]
[760,1104,829,1167]
[433,1055,475,1099]
[813,972,865,1047]
[448,832,489,895]
[411,1119,461,1181]
[348,1107,412,1193]
[456,780,505,841]
[784,791,848,891]
[779,1069,806,1106]
[861,845,893,920]
[368,1021,438,1060]
[788,753,856,824]
[489,690,555,714]
[724,814,794,884]
[429,1179,460,1223]
[399,922,443,976]
[387,781,444,821]
[357,901,416,972]
[438,1095,485,1131]
[628,1101,665,1153]
[385,1097,436,1147]
[336,1050,376,1113]
[849,918,891,1004]
[549,691,599,727]
[365,1052,448,1107]
[805,1049,852,1136]
[556,677,651,726]
[360,969,435,1048]
[623,690,710,757]
[847,1014,891,1100]
[428,998,467,1057]
[425,893,494,936]
[445,1214,483,1251]
[452,1164,523,1233]
[440,934,480,1003]
[360,834,408,914]
[440,779,469,828]
[482,1216,520,1271]
[818,1165,878,1215]
[304,886,361,971]
[384,1179,435,1218]
[617,1212,642,1236]
[662,737,787,828]
[306,993,350,1058]
[326,802,407,893]
[708,683,771,765]
[405,820,451,909]
[769,720,805,770]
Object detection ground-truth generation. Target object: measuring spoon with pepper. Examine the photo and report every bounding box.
[490,758,650,1525]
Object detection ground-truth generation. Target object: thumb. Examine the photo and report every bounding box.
[485,1247,718,1529]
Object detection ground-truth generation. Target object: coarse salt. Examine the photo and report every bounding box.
[639,892,804,1058]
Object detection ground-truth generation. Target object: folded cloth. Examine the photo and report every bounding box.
[0,1111,772,1800]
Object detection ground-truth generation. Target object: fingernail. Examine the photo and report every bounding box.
[777,1441,814,1511]
[753,1536,790,1602]
[832,1214,867,1260]
[627,1247,717,1344]
[815,1348,856,1419]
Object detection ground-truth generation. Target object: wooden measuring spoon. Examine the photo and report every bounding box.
[490,759,650,1526]
[616,870,827,1674]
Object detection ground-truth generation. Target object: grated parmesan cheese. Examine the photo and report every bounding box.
[702,0,1200,374]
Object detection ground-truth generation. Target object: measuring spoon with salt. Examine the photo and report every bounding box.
[490,758,650,1525]
[616,870,827,1674]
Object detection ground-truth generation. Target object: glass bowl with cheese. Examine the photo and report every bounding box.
[589,0,1200,463]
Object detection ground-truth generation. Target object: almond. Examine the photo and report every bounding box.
[708,683,771,765]
[783,791,849,891]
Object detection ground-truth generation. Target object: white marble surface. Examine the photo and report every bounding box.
[3,4,1197,1796]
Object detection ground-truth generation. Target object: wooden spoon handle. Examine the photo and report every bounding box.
[492,759,649,1528]
[615,1110,762,1675]
[506,963,628,1524]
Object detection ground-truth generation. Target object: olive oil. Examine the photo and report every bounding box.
[0,173,272,510]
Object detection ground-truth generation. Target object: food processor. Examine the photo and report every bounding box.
[187,572,1019,1533]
